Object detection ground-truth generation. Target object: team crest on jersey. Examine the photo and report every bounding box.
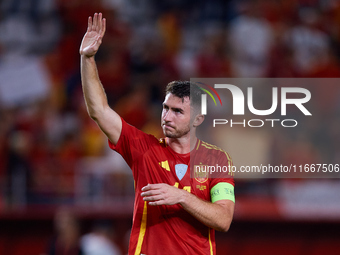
[175,164,188,181]
[194,164,209,183]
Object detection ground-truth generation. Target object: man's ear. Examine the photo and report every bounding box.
[193,114,204,127]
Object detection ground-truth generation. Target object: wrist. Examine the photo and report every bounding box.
[179,188,190,206]
[81,54,95,60]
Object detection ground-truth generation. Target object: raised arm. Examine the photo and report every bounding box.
[79,13,122,145]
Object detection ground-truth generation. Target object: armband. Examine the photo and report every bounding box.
[210,182,235,203]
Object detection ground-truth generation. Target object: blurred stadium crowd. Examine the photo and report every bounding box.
[0,0,340,210]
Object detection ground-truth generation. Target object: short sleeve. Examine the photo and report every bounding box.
[108,117,156,168]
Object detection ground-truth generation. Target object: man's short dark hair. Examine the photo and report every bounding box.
[165,81,203,107]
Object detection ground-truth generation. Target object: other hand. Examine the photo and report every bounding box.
[141,183,186,206]
[79,13,106,58]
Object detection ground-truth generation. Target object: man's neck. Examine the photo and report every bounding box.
[167,133,197,154]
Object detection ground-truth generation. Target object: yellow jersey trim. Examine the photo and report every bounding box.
[134,202,148,255]
[196,139,201,150]
[199,141,234,176]
[209,229,213,255]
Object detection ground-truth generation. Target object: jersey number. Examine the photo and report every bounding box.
[173,182,191,193]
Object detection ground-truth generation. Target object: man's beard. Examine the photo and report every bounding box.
[162,123,190,138]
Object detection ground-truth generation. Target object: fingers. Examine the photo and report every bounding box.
[93,13,98,28]
[143,195,164,202]
[140,184,182,206]
[101,18,106,37]
[141,187,164,204]
[141,189,161,197]
[142,190,165,205]
[88,13,105,36]
[97,13,106,36]
[148,201,164,206]
[142,184,153,191]
[141,184,165,194]
[98,13,102,31]
[87,16,92,32]
[141,184,165,203]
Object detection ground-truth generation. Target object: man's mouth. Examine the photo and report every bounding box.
[163,123,174,129]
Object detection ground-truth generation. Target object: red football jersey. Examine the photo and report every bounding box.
[109,118,234,255]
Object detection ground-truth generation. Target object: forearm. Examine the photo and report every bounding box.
[142,183,235,231]
[179,190,233,232]
[80,55,109,120]
[79,13,122,144]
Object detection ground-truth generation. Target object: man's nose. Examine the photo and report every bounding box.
[163,110,172,122]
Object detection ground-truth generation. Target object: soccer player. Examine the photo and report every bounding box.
[80,13,235,255]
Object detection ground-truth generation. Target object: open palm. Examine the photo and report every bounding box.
[80,13,106,58]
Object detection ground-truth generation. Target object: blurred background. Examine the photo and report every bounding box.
[0,0,340,254]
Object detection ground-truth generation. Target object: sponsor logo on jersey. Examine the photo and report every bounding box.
[159,160,170,171]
